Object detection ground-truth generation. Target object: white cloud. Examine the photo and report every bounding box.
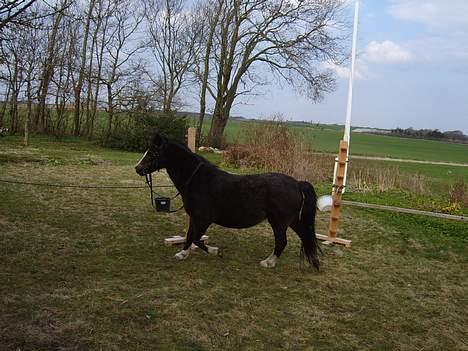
[325,40,413,81]
[322,61,366,80]
[389,0,468,28]
[363,40,413,64]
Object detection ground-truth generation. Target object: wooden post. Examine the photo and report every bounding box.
[329,140,348,238]
[184,127,196,234]
[316,140,352,247]
[187,127,196,154]
[164,127,208,246]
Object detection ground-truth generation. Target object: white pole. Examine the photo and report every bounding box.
[341,0,360,194]
[343,0,360,145]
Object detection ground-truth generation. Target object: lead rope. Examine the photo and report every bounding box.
[145,173,154,208]
[144,172,184,213]
[144,162,203,213]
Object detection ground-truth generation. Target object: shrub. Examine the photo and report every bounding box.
[447,178,467,206]
[107,112,187,152]
[222,117,329,182]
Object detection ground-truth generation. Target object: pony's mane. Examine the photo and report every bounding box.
[165,136,219,170]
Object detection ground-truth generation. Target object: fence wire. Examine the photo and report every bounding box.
[0,178,174,189]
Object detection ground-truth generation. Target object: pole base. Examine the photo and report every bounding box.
[316,233,351,247]
[164,235,209,246]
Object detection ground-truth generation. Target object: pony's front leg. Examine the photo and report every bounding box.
[195,240,222,257]
[174,228,194,261]
[260,223,287,268]
[260,252,278,268]
[174,247,191,260]
[175,219,210,260]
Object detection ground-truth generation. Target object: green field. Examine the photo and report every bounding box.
[211,119,468,164]
[1,136,467,350]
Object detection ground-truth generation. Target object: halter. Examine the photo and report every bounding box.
[144,162,203,213]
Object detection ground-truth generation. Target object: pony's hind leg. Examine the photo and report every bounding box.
[290,221,320,270]
[194,240,223,257]
[260,223,287,268]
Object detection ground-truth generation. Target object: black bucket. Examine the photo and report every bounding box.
[154,197,171,212]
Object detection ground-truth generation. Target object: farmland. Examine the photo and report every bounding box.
[200,119,468,164]
[0,134,467,350]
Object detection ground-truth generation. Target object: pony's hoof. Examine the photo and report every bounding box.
[217,248,223,258]
[175,250,189,260]
[260,253,277,268]
[260,259,276,268]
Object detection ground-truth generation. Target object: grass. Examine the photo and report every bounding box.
[1,136,467,350]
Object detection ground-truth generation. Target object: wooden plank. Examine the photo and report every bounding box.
[316,233,352,247]
[164,235,208,246]
[342,200,468,222]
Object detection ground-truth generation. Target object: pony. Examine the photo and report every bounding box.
[135,131,320,269]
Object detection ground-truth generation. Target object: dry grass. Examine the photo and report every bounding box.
[447,178,468,206]
[223,119,331,182]
[1,136,467,351]
[348,163,427,194]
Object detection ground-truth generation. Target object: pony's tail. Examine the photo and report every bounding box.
[299,181,320,271]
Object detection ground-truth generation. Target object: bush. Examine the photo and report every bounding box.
[222,117,329,182]
[447,178,467,206]
[107,112,187,152]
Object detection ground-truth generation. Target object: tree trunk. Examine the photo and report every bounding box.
[196,2,221,147]
[0,86,10,127]
[73,0,96,136]
[8,60,19,134]
[24,79,33,146]
[84,32,96,137]
[9,89,18,134]
[105,83,113,144]
[89,10,108,140]
[197,90,207,147]
[208,106,228,148]
[35,6,65,132]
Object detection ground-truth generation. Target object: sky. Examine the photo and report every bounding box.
[229,0,468,134]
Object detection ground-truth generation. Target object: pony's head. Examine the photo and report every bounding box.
[135,131,167,176]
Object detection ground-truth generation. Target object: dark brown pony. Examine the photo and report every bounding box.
[135,131,320,269]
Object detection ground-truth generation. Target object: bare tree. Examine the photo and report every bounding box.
[144,0,198,114]
[4,42,22,134]
[0,84,10,127]
[34,0,70,132]
[83,0,114,139]
[22,11,44,145]
[83,0,103,138]
[0,26,31,134]
[199,0,345,147]
[100,0,143,143]
[50,13,77,135]
[193,0,222,144]
[72,0,96,136]
[0,0,38,32]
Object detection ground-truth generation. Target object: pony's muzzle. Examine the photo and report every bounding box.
[135,164,147,176]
